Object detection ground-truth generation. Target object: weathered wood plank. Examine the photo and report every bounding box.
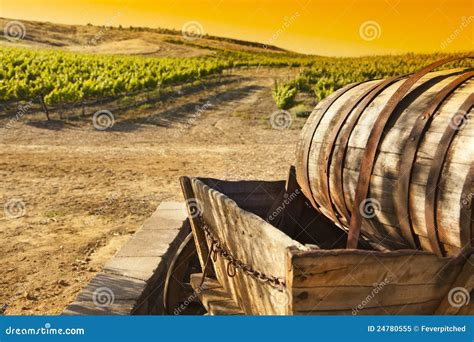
[290,253,462,287]
[287,246,469,314]
[191,178,303,315]
[292,283,447,311]
[294,299,441,315]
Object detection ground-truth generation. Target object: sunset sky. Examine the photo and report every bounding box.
[1,0,472,56]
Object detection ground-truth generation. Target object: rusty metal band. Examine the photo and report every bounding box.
[331,75,408,225]
[346,56,473,250]
[299,82,365,211]
[320,81,384,228]
[425,93,474,256]
[460,162,474,249]
[397,72,474,249]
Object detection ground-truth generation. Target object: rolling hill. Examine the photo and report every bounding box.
[0,17,290,57]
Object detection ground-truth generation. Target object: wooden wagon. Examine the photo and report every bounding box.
[163,58,473,315]
[161,168,473,315]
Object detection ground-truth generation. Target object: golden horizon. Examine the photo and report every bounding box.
[1,0,473,57]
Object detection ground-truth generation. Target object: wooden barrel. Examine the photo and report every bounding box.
[295,60,473,257]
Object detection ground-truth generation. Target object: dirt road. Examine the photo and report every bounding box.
[0,68,307,314]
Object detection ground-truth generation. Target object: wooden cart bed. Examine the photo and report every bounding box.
[180,171,473,315]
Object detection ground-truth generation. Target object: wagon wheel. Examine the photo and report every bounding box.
[163,232,204,315]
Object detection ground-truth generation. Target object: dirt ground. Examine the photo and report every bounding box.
[0,68,308,314]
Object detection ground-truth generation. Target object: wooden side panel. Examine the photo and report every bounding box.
[191,178,303,315]
[287,247,469,315]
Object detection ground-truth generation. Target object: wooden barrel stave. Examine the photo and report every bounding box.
[296,68,473,255]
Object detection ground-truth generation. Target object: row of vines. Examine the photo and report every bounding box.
[272,53,474,109]
[0,47,312,106]
[0,48,233,105]
[1,47,472,110]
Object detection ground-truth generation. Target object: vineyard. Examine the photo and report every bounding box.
[1,46,472,111]
[0,48,229,104]
[278,53,474,108]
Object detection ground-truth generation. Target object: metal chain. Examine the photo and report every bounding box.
[197,214,286,290]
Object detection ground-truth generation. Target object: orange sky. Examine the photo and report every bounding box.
[1,0,473,56]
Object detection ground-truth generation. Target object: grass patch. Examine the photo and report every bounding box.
[290,103,313,118]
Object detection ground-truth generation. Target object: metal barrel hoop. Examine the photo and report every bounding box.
[299,81,367,211]
[332,75,408,225]
[321,80,390,228]
[346,56,474,251]
[396,71,474,249]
